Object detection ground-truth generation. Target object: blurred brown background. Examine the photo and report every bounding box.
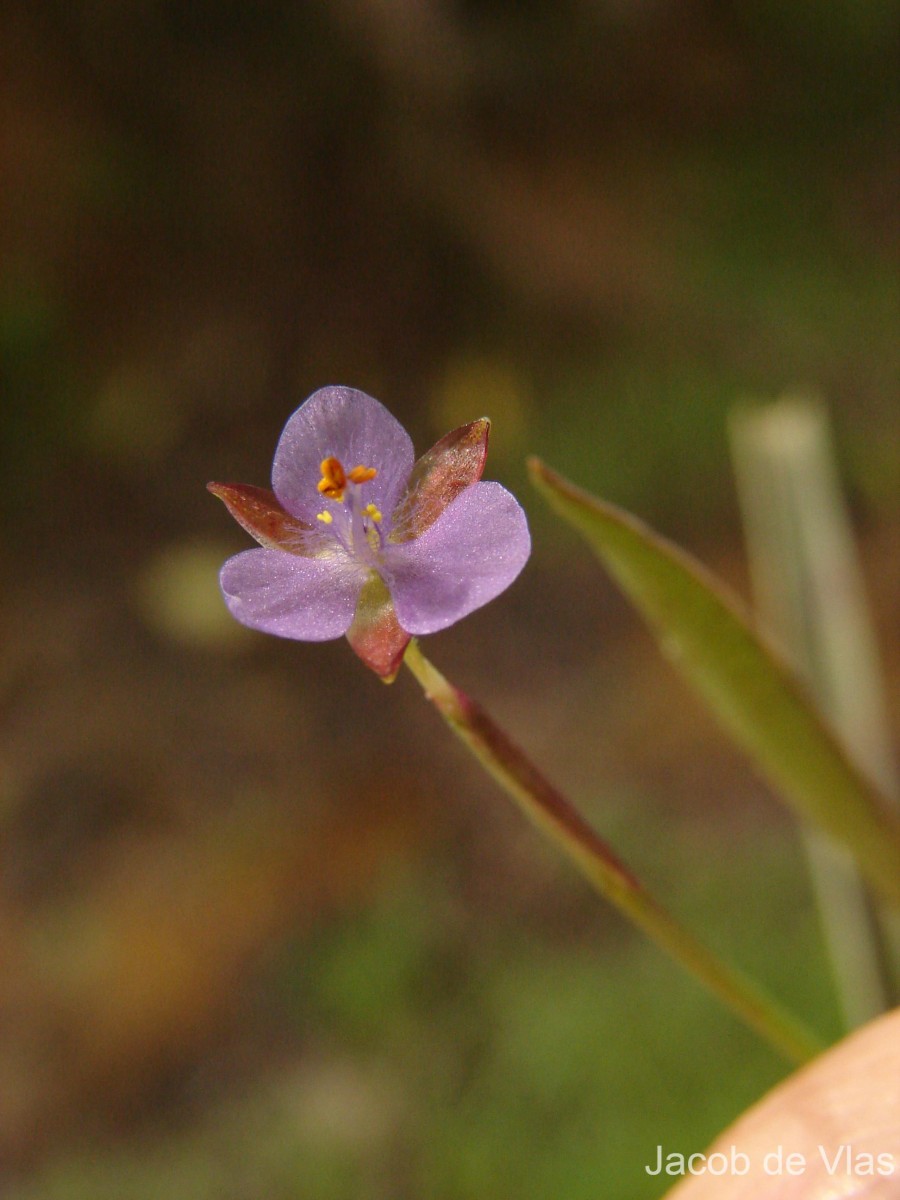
[1,2,898,1197]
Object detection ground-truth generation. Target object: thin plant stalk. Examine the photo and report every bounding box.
[403,638,824,1066]
[730,397,900,1026]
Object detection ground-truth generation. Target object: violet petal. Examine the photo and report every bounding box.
[219,548,366,641]
[272,386,414,525]
[385,482,530,635]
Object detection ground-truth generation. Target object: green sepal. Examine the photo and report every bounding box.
[207,482,314,554]
[390,419,490,542]
[346,573,410,682]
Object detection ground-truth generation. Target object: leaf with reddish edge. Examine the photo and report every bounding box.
[346,574,410,681]
[206,482,314,554]
[528,456,900,908]
[390,419,490,542]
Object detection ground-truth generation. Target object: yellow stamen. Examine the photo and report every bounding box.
[316,510,333,524]
[317,456,347,500]
[364,503,382,523]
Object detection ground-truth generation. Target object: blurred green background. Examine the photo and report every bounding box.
[1,2,897,1196]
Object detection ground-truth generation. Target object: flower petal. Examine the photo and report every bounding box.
[385,482,530,635]
[345,573,410,680]
[272,386,414,524]
[219,548,365,641]
[207,482,318,554]
[390,418,490,542]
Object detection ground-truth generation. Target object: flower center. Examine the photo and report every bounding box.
[317,456,377,501]
[314,456,384,558]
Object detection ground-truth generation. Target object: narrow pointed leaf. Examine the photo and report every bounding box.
[529,458,900,907]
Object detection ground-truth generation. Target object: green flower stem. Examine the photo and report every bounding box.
[403,638,824,1066]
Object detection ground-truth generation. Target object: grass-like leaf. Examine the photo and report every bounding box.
[529,458,900,908]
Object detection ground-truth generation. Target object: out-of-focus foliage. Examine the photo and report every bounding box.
[5,822,840,1199]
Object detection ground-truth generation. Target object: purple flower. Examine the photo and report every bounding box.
[209,386,530,678]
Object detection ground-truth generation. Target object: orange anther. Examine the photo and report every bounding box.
[317,456,347,499]
[348,465,377,484]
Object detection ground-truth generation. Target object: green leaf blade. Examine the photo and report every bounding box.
[529,457,900,907]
